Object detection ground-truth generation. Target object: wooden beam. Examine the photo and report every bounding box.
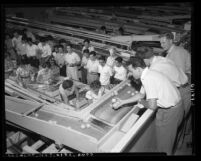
[22,145,39,153]
[31,140,45,150]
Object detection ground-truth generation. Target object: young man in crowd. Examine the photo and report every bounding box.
[53,45,66,77]
[64,43,81,81]
[80,49,90,84]
[86,51,100,84]
[98,56,113,88]
[112,56,127,84]
[59,79,79,107]
[12,30,22,65]
[160,32,191,136]
[85,80,108,103]
[106,47,117,68]
[82,39,94,54]
[26,38,39,68]
[38,37,52,65]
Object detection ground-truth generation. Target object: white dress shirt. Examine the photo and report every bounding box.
[167,45,191,74]
[150,56,188,87]
[114,65,127,81]
[38,43,52,58]
[86,59,99,73]
[98,65,113,86]
[106,56,116,68]
[64,52,81,65]
[141,67,181,108]
[26,44,38,57]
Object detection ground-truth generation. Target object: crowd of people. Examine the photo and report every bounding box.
[5,28,192,155]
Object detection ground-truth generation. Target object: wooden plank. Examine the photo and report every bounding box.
[42,144,59,153]
[31,140,45,150]
[59,148,72,153]
[22,145,39,153]
[6,149,14,154]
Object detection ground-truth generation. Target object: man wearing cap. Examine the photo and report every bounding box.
[64,43,81,81]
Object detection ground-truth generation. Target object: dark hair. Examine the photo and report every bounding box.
[21,36,27,42]
[59,39,67,44]
[66,43,73,48]
[62,80,73,89]
[41,62,48,68]
[135,46,154,59]
[23,28,27,32]
[90,51,96,57]
[13,30,19,34]
[99,56,106,62]
[40,37,46,42]
[84,39,90,44]
[100,26,106,31]
[159,32,174,40]
[58,45,64,49]
[118,27,124,35]
[115,57,123,63]
[90,80,101,90]
[27,37,33,43]
[127,57,146,69]
[83,49,90,54]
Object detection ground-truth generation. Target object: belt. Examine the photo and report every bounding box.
[20,76,30,79]
[88,72,98,75]
[178,83,189,89]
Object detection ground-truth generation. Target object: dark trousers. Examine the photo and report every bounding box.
[60,65,66,77]
[28,56,40,68]
[80,67,87,84]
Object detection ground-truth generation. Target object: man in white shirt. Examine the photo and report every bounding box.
[112,57,127,84]
[54,45,66,77]
[17,36,28,65]
[86,51,99,84]
[64,43,81,81]
[160,32,191,132]
[38,37,52,65]
[23,28,36,42]
[85,80,108,103]
[80,49,90,84]
[82,39,94,54]
[136,46,188,88]
[26,38,39,68]
[112,57,183,155]
[106,47,117,68]
[98,56,113,88]
[160,32,191,81]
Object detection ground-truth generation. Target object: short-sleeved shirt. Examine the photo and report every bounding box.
[150,56,188,87]
[86,59,99,73]
[12,35,22,54]
[106,56,116,68]
[18,43,28,56]
[64,52,80,65]
[81,56,89,68]
[54,53,65,66]
[85,87,107,102]
[114,65,127,81]
[167,45,191,74]
[12,36,22,49]
[82,46,94,53]
[98,65,113,86]
[38,43,52,58]
[140,67,181,108]
[26,44,38,57]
